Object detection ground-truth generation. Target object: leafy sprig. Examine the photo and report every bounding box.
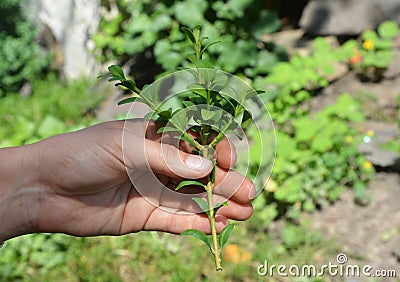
[106,26,263,271]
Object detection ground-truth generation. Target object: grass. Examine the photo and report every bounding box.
[0,75,343,281]
[0,74,107,147]
[0,209,341,282]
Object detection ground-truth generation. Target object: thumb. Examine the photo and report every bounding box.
[125,136,212,179]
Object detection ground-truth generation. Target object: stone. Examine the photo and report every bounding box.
[356,121,400,171]
[24,0,101,79]
[300,0,400,36]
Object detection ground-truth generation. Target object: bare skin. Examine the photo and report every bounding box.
[0,120,255,242]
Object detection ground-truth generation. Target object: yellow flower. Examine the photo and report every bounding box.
[363,160,373,170]
[345,136,354,143]
[366,130,374,137]
[363,40,374,50]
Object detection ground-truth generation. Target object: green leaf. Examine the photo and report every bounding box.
[201,109,215,121]
[378,20,399,39]
[188,83,208,98]
[219,224,235,249]
[118,80,138,92]
[118,97,138,105]
[200,40,221,57]
[158,108,172,120]
[182,100,195,108]
[241,110,252,129]
[157,126,180,134]
[214,201,228,214]
[211,159,216,183]
[181,229,212,251]
[108,65,126,80]
[179,134,197,147]
[175,180,206,191]
[181,27,196,43]
[192,197,210,217]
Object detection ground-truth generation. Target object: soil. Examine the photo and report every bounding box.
[303,55,400,281]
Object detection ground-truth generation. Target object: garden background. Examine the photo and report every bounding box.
[0,0,399,281]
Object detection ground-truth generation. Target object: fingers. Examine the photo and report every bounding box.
[213,167,256,203]
[158,189,254,221]
[124,135,213,179]
[179,136,237,169]
[143,208,229,235]
[215,138,237,169]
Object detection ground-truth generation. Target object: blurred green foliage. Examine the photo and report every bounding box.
[0,0,49,96]
[346,20,400,81]
[0,215,336,281]
[94,0,285,80]
[0,75,104,147]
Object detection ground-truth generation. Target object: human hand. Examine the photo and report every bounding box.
[9,120,255,239]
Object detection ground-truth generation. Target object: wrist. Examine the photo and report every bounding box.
[0,144,44,241]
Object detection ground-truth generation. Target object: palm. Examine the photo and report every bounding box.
[34,120,254,237]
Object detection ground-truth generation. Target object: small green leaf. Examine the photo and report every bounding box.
[118,97,138,105]
[119,80,138,92]
[211,159,216,183]
[157,126,180,134]
[188,83,208,98]
[108,65,126,80]
[241,110,252,129]
[192,197,210,217]
[186,53,197,63]
[200,40,221,57]
[181,27,196,43]
[201,109,215,121]
[175,180,206,191]
[181,229,212,251]
[158,108,172,120]
[214,201,228,214]
[219,224,235,249]
[182,100,195,108]
[179,134,197,147]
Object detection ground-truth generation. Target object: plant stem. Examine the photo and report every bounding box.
[206,181,222,271]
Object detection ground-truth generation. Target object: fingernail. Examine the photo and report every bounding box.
[249,184,257,200]
[185,155,211,171]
